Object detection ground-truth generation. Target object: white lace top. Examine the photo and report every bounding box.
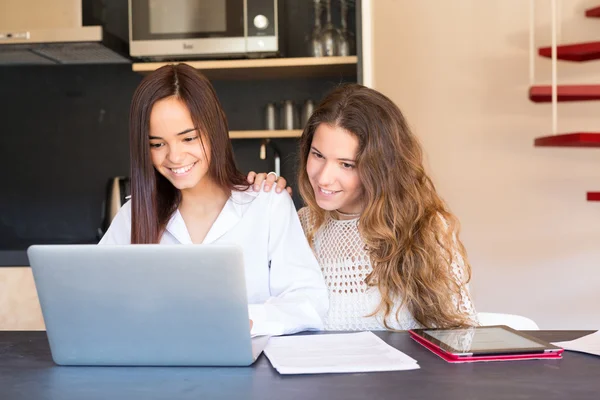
[298,207,477,331]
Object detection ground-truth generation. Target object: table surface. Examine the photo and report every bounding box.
[0,330,598,400]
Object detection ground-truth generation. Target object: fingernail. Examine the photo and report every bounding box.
[265,185,270,191]
[276,187,281,193]
[254,185,258,191]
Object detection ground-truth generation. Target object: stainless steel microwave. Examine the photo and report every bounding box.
[128,0,278,60]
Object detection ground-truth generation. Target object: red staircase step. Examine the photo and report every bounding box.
[534,132,600,147]
[539,41,600,62]
[529,85,600,102]
[587,192,600,201]
[586,6,600,17]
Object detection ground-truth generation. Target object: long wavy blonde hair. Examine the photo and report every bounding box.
[298,84,474,329]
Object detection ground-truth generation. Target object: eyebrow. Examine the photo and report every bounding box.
[311,146,356,163]
[149,127,197,140]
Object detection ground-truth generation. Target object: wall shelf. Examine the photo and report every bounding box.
[229,130,302,139]
[587,192,600,201]
[132,56,358,80]
[538,41,600,62]
[534,132,600,147]
[529,85,600,102]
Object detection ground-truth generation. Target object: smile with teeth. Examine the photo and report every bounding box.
[319,187,340,196]
[169,162,197,175]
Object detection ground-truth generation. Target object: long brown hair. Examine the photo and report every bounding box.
[129,63,248,243]
[298,84,474,329]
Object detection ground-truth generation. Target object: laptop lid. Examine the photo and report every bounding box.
[28,244,261,366]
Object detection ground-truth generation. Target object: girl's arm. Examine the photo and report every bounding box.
[248,191,328,336]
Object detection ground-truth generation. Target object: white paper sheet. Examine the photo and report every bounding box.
[552,330,600,357]
[263,331,420,374]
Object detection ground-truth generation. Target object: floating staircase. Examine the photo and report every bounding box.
[538,41,600,62]
[531,5,600,201]
[529,85,600,102]
[533,132,600,148]
[587,192,600,201]
[585,6,600,18]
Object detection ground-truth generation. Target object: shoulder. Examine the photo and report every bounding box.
[298,206,318,233]
[121,199,133,215]
[298,206,309,219]
[231,185,276,206]
[298,206,312,224]
[231,186,295,215]
[116,199,133,222]
[99,200,132,245]
[109,199,132,225]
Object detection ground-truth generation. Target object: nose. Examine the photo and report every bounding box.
[166,143,186,165]
[316,161,336,187]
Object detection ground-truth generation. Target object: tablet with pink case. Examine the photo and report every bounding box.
[409,325,563,363]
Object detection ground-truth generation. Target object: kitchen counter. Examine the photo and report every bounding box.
[0,267,45,330]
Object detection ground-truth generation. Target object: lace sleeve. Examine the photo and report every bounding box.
[449,233,479,325]
[437,213,478,325]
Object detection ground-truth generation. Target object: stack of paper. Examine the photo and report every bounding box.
[264,331,420,374]
[552,330,600,357]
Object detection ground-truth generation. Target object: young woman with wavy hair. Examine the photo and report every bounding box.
[99,63,328,336]
[249,84,476,330]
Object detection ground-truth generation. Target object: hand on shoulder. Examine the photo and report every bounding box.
[246,171,292,195]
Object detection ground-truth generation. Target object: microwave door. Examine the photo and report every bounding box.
[129,0,247,58]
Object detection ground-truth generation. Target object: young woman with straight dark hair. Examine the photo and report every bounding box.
[100,64,328,336]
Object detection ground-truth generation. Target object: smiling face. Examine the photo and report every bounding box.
[148,96,212,192]
[305,123,364,215]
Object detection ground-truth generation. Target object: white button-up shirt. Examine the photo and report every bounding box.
[99,188,328,336]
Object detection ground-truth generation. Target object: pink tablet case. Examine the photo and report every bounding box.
[408,330,563,363]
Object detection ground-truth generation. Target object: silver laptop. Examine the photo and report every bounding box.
[27,244,269,366]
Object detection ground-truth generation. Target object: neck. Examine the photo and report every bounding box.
[335,200,363,220]
[335,209,361,220]
[180,177,230,214]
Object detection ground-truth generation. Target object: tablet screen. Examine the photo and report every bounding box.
[419,326,554,355]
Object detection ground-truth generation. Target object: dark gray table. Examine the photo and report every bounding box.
[0,330,598,400]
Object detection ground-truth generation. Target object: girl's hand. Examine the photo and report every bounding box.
[247,171,292,195]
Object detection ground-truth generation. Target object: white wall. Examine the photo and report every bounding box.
[365,0,600,329]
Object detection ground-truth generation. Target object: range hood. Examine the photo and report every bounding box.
[0,0,130,65]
